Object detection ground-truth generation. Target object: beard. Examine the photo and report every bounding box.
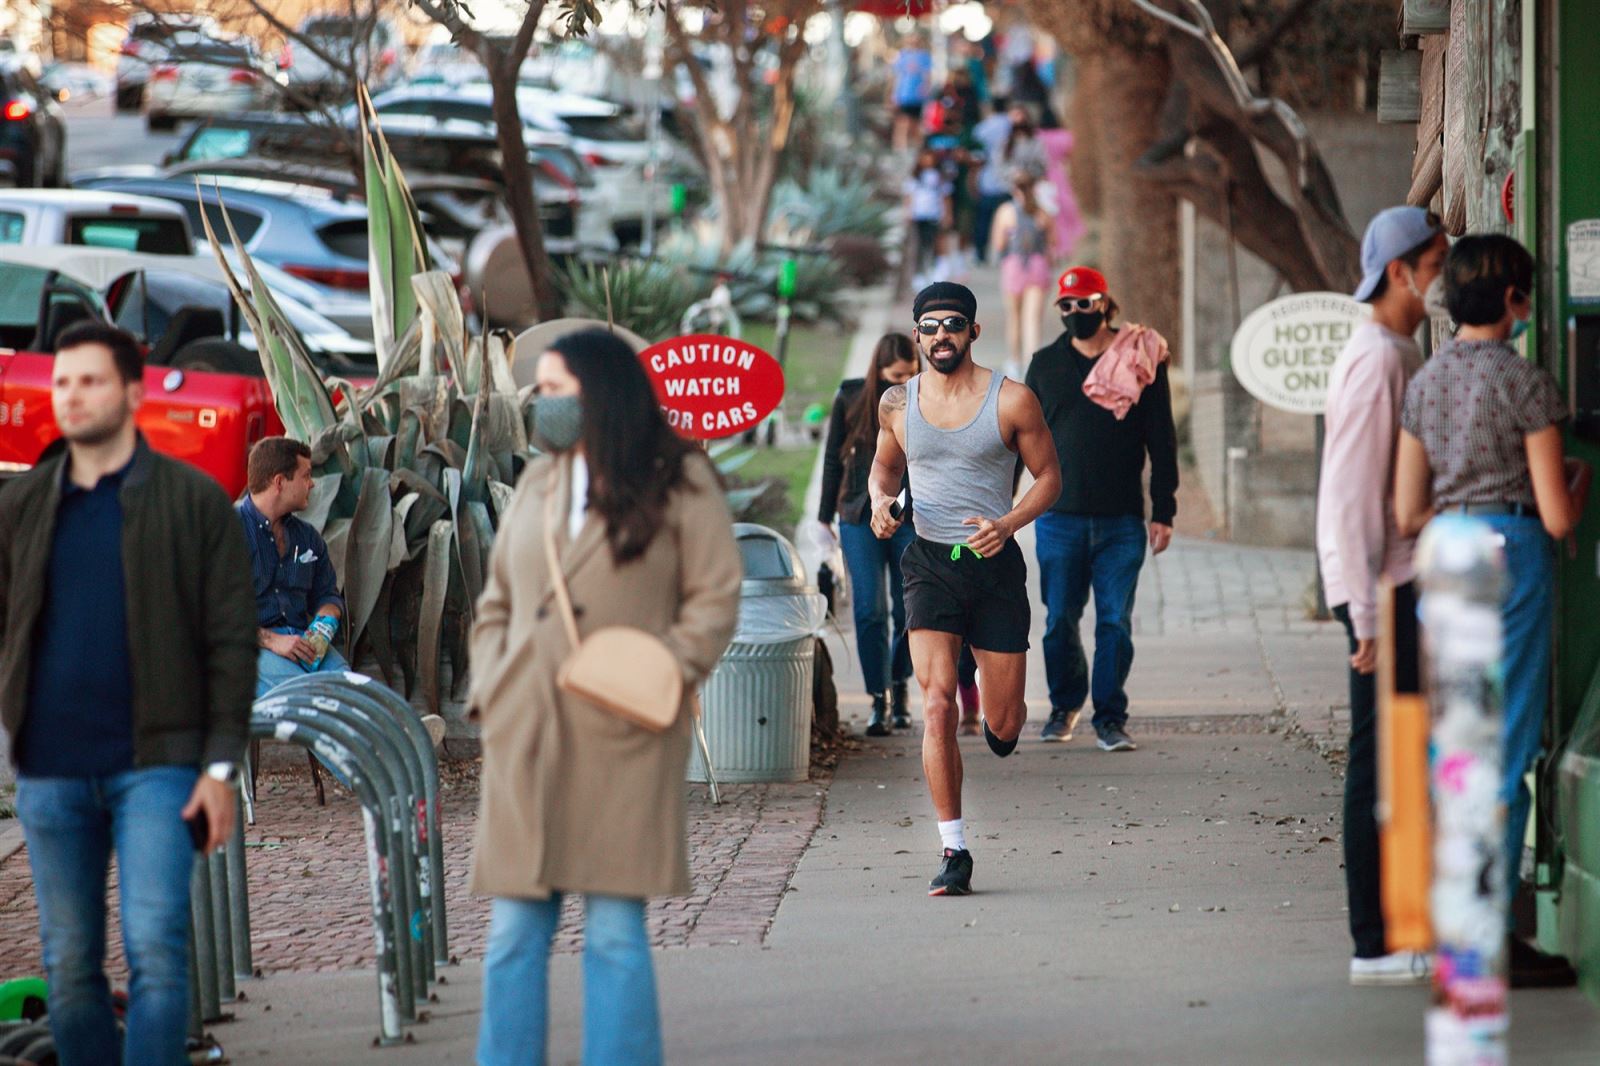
[58,400,132,446]
[924,337,968,374]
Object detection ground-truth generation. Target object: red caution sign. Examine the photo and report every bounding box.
[638,333,785,440]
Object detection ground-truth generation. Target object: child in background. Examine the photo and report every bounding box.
[904,147,951,288]
[929,228,969,285]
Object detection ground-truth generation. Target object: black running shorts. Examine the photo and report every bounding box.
[901,536,1030,654]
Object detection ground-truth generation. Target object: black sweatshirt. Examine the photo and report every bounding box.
[1025,332,1179,525]
[818,379,911,524]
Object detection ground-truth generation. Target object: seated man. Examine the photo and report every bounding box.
[238,437,346,696]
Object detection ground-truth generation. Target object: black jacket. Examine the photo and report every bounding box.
[0,436,258,770]
[1025,332,1179,525]
[818,379,911,525]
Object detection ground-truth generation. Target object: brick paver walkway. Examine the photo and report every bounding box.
[0,766,828,980]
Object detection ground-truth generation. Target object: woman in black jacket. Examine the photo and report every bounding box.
[817,334,920,736]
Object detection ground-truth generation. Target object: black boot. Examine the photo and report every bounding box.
[865,693,891,737]
[891,681,912,729]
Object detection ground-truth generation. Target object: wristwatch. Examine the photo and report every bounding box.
[205,761,241,786]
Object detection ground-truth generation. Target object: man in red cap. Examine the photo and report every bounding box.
[1023,266,1178,751]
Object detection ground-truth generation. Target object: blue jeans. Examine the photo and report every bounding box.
[255,625,350,698]
[839,520,915,694]
[15,766,198,1066]
[477,894,661,1066]
[1035,512,1147,730]
[1484,515,1556,906]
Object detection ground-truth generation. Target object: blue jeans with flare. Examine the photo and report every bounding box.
[477,893,661,1066]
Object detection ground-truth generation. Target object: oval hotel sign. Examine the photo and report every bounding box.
[1229,292,1369,415]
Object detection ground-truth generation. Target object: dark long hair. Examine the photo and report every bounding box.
[845,332,919,460]
[547,328,700,565]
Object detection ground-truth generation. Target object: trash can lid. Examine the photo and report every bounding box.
[733,523,812,594]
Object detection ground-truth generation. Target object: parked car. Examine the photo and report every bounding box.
[0,244,285,493]
[157,114,620,257]
[40,62,113,105]
[114,13,217,111]
[366,82,698,240]
[280,13,406,105]
[0,189,190,252]
[145,37,270,133]
[72,173,464,340]
[0,60,66,188]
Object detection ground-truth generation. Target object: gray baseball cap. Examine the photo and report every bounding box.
[1353,206,1442,302]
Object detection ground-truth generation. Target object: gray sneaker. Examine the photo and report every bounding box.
[1096,724,1137,752]
[1040,708,1081,742]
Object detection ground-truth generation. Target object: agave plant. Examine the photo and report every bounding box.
[201,89,763,720]
[768,165,894,244]
[558,258,702,343]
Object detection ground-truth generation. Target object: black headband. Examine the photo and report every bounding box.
[913,282,978,322]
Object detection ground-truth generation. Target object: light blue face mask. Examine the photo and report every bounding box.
[1509,317,1530,341]
[532,394,584,452]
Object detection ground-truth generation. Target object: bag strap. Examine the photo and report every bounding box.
[542,458,583,652]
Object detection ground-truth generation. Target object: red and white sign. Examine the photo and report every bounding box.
[638,333,785,440]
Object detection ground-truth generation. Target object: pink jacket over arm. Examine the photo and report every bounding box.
[1082,324,1170,420]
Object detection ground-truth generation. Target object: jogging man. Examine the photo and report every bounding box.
[0,321,256,1065]
[870,282,1061,895]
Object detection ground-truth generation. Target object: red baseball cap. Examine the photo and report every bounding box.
[1057,266,1108,302]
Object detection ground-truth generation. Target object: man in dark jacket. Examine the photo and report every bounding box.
[1025,267,1178,752]
[0,321,257,1066]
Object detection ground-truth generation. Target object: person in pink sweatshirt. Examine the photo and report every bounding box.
[1316,205,1446,987]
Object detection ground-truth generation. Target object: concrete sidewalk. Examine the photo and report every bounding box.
[200,265,1600,1062]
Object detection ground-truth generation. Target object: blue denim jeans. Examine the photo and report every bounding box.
[255,625,350,698]
[15,766,198,1066]
[839,520,915,695]
[1483,515,1556,906]
[477,894,661,1066]
[1035,512,1147,730]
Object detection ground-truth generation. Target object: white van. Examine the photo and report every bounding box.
[0,189,192,254]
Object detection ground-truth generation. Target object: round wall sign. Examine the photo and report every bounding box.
[1229,292,1369,415]
[638,334,785,440]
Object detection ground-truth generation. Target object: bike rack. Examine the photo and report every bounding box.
[183,674,449,1049]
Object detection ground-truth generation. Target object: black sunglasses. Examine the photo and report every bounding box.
[915,315,971,336]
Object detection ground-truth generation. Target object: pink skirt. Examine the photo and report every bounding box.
[1000,253,1052,295]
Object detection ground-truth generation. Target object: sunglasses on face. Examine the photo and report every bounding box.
[1058,297,1102,313]
[915,315,970,336]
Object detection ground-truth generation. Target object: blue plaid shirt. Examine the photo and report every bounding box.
[235,496,344,632]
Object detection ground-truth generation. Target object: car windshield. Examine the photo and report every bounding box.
[0,211,24,243]
[182,127,253,162]
[561,114,644,142]
[67,216,192,255]
[0,262,46,326]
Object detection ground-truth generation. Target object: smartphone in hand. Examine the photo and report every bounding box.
[186,807,209,852]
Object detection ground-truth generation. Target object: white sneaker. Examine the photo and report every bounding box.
[1349,951,1432,986]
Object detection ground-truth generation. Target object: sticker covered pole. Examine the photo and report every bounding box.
[1416,515,1508,1065]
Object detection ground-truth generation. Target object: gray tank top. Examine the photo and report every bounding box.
[1005,208,1048,259]
[905,370,1015,545]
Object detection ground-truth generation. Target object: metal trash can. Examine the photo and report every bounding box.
[690,524,827,784]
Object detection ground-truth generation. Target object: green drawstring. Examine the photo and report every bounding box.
[950,544,985,561]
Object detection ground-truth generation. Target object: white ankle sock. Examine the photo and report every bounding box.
[938,818,966,852]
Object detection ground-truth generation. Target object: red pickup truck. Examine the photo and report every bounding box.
[0,244,290,497]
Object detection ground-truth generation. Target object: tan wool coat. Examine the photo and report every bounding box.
[467,451,741,901]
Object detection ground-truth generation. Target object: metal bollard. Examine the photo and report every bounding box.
[190,856,223,1023]
[226,791,254,981]
[1417,515,1509,1066]
[208,849,236,1002]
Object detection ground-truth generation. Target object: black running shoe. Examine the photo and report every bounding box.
[865,693,891,737]
[983,718,1018,758]
[928,848,974,896]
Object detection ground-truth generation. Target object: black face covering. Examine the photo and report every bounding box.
[1062,311,1105,341]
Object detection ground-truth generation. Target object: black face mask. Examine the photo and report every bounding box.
[1062,311,1104,341]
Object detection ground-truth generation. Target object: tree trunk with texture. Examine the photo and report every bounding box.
[485,57,561,322]
[1096,47,1180,346]
[1070,52,1105,218]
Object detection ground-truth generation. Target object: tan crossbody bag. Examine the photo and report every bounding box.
[542,459,684,732]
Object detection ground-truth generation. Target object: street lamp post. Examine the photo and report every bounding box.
[1416,515,1509,1066]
